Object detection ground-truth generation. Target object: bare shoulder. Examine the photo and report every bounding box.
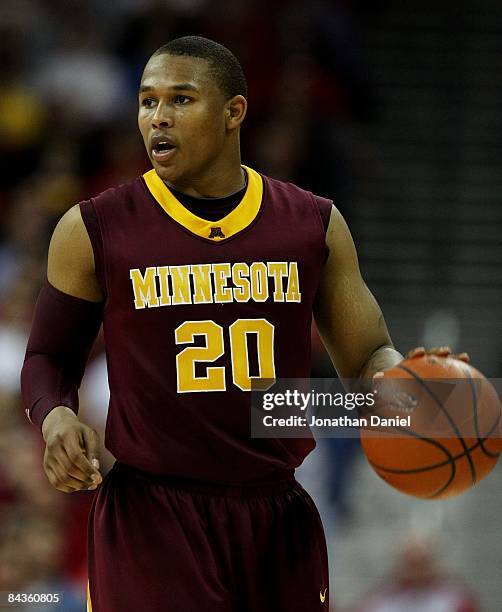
[324,204,360,270]
[48,204,104,302]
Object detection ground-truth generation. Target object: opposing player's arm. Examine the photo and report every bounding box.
[21,204,104,492]
[313,206,403,382]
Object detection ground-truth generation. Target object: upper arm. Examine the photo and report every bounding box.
[47,205,104,303]
[313,205,393,378]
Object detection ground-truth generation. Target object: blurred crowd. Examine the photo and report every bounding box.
[0,1,483,610]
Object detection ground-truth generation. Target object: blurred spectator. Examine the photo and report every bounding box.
[0,17,47,195]
[352,534,480,612]
[34,7,129,127]
[0,507,85,611]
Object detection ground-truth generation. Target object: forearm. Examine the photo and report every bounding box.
[21,280,103,430]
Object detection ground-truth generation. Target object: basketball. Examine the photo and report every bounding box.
[360,355,502,499]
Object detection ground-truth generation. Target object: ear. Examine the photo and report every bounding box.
[225,95,247,130]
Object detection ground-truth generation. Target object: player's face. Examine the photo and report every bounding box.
[138,54,229,185]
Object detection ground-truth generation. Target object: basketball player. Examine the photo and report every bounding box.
[21,37,467,611]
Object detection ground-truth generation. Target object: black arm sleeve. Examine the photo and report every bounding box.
[20,280,104,430]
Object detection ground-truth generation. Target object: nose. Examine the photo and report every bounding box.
[151,102,174,129]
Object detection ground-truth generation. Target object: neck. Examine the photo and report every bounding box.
[166,142,245,197]
[166,165,245,198]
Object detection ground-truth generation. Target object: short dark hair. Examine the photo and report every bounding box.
[153,36,248,100]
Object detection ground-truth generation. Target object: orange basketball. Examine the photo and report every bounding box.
[360,355,501,499]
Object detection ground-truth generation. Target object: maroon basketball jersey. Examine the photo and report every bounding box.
[80,165,331,482]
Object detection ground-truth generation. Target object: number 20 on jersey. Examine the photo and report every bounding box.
[175,319,276,393]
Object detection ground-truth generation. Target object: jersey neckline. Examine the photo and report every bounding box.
[142,165,263,243]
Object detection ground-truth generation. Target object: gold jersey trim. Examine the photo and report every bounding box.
[142,165,263,241]
[87,581,93,612]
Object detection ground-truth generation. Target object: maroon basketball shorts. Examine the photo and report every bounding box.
[87,462,329,611]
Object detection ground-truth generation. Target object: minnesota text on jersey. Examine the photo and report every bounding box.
[129,261,301,308]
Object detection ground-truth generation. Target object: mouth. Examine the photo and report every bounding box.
[151,140,177,163]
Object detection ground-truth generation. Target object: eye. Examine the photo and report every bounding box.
[174,95,191,105]
[141,98,155,108]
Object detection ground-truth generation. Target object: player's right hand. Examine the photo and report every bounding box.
[41,406,102,493]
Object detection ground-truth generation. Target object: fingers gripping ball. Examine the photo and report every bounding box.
[361,355,501,499]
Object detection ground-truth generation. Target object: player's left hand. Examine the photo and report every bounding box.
[405,346,470,362]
